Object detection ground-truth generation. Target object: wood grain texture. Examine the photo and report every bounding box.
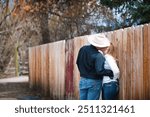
[29,24,150,100]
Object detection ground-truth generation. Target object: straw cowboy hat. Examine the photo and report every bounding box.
[88,34,110,48]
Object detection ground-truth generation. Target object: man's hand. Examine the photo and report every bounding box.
[106,69,114,78]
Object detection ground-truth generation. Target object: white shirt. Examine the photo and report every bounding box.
[103,54,120,84]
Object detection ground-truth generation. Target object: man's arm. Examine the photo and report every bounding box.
[95,54,114,77]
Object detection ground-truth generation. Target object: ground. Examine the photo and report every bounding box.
[0,76,48,100]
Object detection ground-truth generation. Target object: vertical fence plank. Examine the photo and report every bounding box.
[134,26,143,99]
[48,43,55,99]
[35,46,41,89]
[113,29,123,99]
[131,27,136,99]
[57,41,65,99]
[148,24,150,99]
[41,44,49,96]
[48,41,65,99]
[143,24,150,99]
[121,28,128,99]
[40,45,46,95]
[65,39,74,99]
[125,27,133,99]
[29,47,36,88]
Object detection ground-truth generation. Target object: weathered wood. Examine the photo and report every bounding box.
[29,23,150,100]
[29,47,36,88]
[114,29,123,99]
[40,44,49,96]
[143,24,150,99]
[35,46,41,89]
[148,24,150,99]
[134,26,143,99]
[65,39,74,99]
[48,41,65,99]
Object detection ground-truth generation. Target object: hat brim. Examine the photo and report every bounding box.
[88,37,110,48]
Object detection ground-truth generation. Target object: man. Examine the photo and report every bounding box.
[76,34,113,100]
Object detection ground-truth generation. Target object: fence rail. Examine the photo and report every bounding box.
[29,23,150,99]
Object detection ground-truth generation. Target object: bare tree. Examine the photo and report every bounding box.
[0,0,115,77]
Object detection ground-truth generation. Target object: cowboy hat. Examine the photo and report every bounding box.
[88,34,110,48]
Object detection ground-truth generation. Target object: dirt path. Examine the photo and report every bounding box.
[0,76,44,100]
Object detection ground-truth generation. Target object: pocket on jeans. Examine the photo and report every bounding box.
[79,79,87,89]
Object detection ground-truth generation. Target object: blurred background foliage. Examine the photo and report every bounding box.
[0,0,150,77]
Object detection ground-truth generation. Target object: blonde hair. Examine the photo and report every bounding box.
[107,43,114,55]
[107,43,118,61]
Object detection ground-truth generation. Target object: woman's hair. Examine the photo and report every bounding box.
[107,43,114,56]
[107,42,119,61]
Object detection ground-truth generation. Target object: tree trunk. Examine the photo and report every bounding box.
[39,13,50,43]
[2,11,50,77]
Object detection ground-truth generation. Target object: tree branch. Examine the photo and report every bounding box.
[0,7,15,26]
[0,30,10,35]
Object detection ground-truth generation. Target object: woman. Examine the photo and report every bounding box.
[102,43,120,100]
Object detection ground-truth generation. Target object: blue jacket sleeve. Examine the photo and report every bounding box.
[95,54,114,77]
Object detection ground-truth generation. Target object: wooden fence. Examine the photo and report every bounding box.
[29,23,150,100]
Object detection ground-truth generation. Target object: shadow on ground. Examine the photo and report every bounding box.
[0,76,49,100]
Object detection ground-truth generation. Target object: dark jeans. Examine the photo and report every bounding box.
[79,77,102,100]
[102,81,119,100]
